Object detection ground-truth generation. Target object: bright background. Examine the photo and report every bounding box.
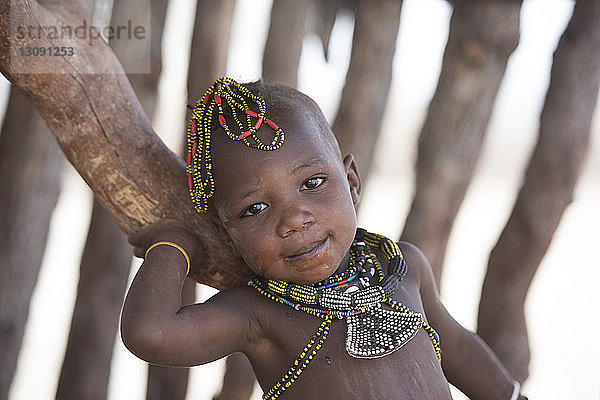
[2,0,599,399]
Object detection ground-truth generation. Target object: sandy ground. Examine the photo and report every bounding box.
[5,0,599,399]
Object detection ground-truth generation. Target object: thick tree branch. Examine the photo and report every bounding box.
[0,0,250,289]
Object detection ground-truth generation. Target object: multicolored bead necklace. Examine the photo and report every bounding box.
[249,228,442,400]
[186,77,286,213]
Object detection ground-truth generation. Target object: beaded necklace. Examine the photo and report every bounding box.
[249,229,441,400]
[186,77,285,213]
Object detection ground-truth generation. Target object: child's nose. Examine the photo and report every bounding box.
[276,205,315,237]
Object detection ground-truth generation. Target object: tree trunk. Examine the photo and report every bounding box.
[400,0,521,284]
[213,353,256,400]
[332,0,402,181]
[262,0,310,87]
[477,0,600,382]
[0,89,63,400]
[54,0,191,398]
[187,0,236,101]
[309,0,341,61]
[55,200,131,400]
[0,0,250,290]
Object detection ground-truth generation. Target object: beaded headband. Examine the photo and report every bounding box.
[186,77,286,213]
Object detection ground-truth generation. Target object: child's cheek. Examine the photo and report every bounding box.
[224,226,263,272]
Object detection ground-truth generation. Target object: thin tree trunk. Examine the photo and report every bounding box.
[213,353,256,400]
[55,2,120,398]
[0,0,250,289]
[332,0,402,181]
[262,0,310,87]
[55,0,177,398]
[477,0,600,382]
[400,0,521,285]
[310,0,341,61]
[0,89,63,400]
[55,200,131,400]
[113,0,197,396]
[187,0,236,101]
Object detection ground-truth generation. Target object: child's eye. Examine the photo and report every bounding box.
[242,203,268,217]
[301,177,326,190]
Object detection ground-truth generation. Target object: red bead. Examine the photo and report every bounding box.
[202,93,210,104]
[245,109,258,118]
[218,115,226,127]
[192,141,198,157]
[186,151,192,165]
[266,119,279,131]
[214,94,222,105]
[188,175,193,189]
[238,131,252,140]
[191,119,196,134]
[254,117,263,130]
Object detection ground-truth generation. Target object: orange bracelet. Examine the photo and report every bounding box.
[144,241,190,276]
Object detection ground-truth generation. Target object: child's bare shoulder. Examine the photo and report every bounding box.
[397,240,432,285]
[205,284,264,316]
[206,285,284,335]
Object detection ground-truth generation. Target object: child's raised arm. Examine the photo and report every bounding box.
[400,242,527,400]
[120,220,259,367]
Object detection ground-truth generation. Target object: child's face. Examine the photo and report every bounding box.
[211,99,360,284]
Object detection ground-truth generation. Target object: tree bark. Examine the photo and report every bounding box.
[0,89,63,400]
[187,0,236,102]
[262,0,310,87]
[477,0,600,382]
[332,0,402,181]
[0,0,250,289]
[55,200,131,400]
[400,0,521,284]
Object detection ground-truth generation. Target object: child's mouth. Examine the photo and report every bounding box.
[286,237,329,262]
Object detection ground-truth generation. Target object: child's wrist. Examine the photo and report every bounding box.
[145,241,191,276]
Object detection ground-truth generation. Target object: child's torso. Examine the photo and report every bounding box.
[246,276,452,400]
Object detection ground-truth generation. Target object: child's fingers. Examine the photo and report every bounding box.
[128,219,195,255]
[132,246,146,259]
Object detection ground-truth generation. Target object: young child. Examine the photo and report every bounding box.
[121,77,527,400]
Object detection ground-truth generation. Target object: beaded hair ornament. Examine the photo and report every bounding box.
[186,77,285,213]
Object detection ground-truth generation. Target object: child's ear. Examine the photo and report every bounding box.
[343,154,362,206]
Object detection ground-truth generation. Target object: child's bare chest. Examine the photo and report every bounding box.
[249,282,452,399]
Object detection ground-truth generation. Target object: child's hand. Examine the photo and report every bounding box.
[129,219,203,269]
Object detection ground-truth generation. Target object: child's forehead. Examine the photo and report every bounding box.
[210,102,342,204]
[211,114,339,176]
[211,95,340,166]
